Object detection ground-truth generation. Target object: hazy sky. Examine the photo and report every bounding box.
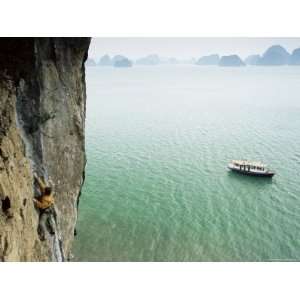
[89,38,300,61]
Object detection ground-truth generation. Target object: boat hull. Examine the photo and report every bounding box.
[228,167,275,177]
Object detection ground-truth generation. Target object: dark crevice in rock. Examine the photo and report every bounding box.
[1,196,11,213]
[3,236,9,257]
[0,38,35,82]
[20,208,25,222]
[76,169,85,211]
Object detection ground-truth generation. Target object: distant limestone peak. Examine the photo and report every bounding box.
[244,54,261,65]
[219,55,245,67]
[289,48,300,65]
[196,54,220,65]
[258,45,290,65]
[98,54,112,66]
[112,55,133,68]
[136,54,160,65]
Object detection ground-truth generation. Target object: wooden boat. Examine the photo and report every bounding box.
[228,160,275,177]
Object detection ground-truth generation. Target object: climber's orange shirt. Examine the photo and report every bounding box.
[35,195,54,210]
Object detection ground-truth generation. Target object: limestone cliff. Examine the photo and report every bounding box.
[0,38,90,261]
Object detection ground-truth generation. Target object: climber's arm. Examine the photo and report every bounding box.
[34,174,46,193]
[33,198,43,209]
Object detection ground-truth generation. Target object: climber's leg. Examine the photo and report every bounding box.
[37,211,47,241]
[45,208,56,235]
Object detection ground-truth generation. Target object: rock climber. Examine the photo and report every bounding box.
[33,173,56,241]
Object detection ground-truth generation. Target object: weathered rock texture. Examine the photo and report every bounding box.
[0,38,90,261]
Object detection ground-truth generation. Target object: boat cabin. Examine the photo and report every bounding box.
[231,160,266,172]
[228,160,274,177]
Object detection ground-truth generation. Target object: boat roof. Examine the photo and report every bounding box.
[231,160,267,167]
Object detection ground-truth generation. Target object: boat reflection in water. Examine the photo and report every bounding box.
[228,160,275,177]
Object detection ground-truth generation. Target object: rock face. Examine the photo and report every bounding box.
[85,58,97,66]
[258,45,290,65]
[196,54,220,65]
[98,54,112,66]
[289,48,300,65]
[244,54,261,65]
[0,38,90,261]
[219,55,245,67]
[136,54,160,65]
[113,55,133,68]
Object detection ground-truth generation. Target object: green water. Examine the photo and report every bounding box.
[73,65,300,261]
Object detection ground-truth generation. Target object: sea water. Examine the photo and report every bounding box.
[73,65,300,261]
